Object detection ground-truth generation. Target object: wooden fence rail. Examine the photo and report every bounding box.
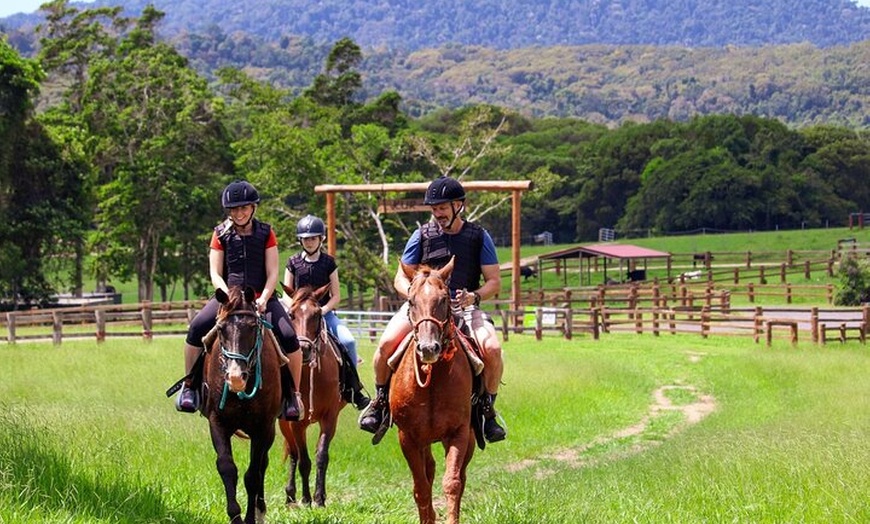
[3,301,867,347]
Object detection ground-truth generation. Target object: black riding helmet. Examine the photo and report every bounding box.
[297,214,326,239]
[222,180,260,209]
[424,176,466,205]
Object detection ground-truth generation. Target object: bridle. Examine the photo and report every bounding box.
[406,273,458,387]
[217,310,270,409]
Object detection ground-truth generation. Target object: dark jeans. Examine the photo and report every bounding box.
[185,295,299,353]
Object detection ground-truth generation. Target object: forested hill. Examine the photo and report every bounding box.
[3,0,870,49]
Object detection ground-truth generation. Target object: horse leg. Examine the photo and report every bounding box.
[280,421,300,506]
[243,426,276,524]
[313,420,338,507]
[209,424,243,524]
[399,432,437,524]
[293,424,314,506]
[442,430,473,524]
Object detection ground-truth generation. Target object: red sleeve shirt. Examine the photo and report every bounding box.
[210,228,278,250]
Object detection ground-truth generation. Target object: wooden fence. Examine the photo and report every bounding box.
[3,300,867,347]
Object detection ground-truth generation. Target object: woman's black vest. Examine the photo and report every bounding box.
[286,253,336,307]
[419,221,484,292]
[215,219,272,291]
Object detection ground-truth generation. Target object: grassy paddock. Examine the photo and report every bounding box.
[3,335,870,523]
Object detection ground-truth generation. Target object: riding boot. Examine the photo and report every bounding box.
[279,365,302,421]
[481,393,506,443]
[358,384,390,444]
[175,379,200,413]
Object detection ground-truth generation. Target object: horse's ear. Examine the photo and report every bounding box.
[215,288,229,304]
[436,256,455,281]
[400,260,416,280]
[314,283,330,302]
[243,286,256,303]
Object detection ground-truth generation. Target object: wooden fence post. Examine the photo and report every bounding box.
[780,263,787,284]
[753,306,763,344]
[564,309,572,340]
[810,307,819,344]
[141,302,153,342]
[94,309,107,342]
[748,282,755,303]
[701,306,710,339]
[591,308,600,340]
[786,283,793,304]
[6,312,16,344]
[535,308,543,341]
[804,260,811,279]
[52,311,63,345]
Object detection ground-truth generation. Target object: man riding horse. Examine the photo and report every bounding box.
[359,176,507,444]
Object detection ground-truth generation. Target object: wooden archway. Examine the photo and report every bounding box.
[314,181,533,314]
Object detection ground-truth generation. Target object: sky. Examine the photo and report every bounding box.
[1,0,870,19]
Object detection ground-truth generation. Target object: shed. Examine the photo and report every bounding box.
[538,243,672,286]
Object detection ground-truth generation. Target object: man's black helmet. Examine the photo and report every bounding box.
[297,214,326,238]
[424,176,466,205]
[222,180,260,208]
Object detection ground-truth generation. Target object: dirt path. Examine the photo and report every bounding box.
[507,353,716,478]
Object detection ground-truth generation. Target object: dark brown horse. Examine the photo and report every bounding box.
[202,286,282,524]
[279,284,346,507]
[390,258,475,524]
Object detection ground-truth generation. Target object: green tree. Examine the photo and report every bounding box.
[82,6,231,301]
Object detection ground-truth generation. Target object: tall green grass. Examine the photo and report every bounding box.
[3,334,870,523]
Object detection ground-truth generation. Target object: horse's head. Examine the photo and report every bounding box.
[215,286,262,394]
[403,257,456,364]
[285,283,329,362]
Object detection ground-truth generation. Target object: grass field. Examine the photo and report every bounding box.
[3,333,870,523]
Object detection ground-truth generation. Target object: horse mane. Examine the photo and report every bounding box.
[292,286,318,306]
[410,264,445,292]
[217,287,252,322]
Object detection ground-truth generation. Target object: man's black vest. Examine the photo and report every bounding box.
[419,221,484,292]
[286,253,335,307]
[215,218,271,291]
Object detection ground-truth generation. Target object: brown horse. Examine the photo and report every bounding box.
[390,258,475,524]
[202,286,283,524]
[279,284,346,507]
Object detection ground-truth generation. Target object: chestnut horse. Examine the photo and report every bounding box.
[279,284,346,507]
[202,286,282,524]
[390,258,475,524]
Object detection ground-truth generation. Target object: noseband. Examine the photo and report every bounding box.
[218,310,271,409]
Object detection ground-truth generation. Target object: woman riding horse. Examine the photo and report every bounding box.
[175,180,302,421]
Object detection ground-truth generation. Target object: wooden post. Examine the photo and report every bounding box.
[701,306,710,339]
[95,309,106,342]
[804,260,811,279]
[591,308,600,340]
[141,302,153,342]
[535,308,543,341]
[820,323,827,345]
[734,267,739,284]
[759,265,766,283]
[748,282,755,303]
[746,251,752,268]
[786,283,793,304]
[52,311,62,345]
[810,307,819,344]
[325,191,337,256]
[780,263,787,284]
[564,309,572,340]
[754,306,763,344]
[6,312,16,344]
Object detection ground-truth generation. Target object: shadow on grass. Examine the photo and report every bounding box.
[0,408,211,524]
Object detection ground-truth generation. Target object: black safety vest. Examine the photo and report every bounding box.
[215,219,272,291]
[286,253,336,307]
[419,221,484,292]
